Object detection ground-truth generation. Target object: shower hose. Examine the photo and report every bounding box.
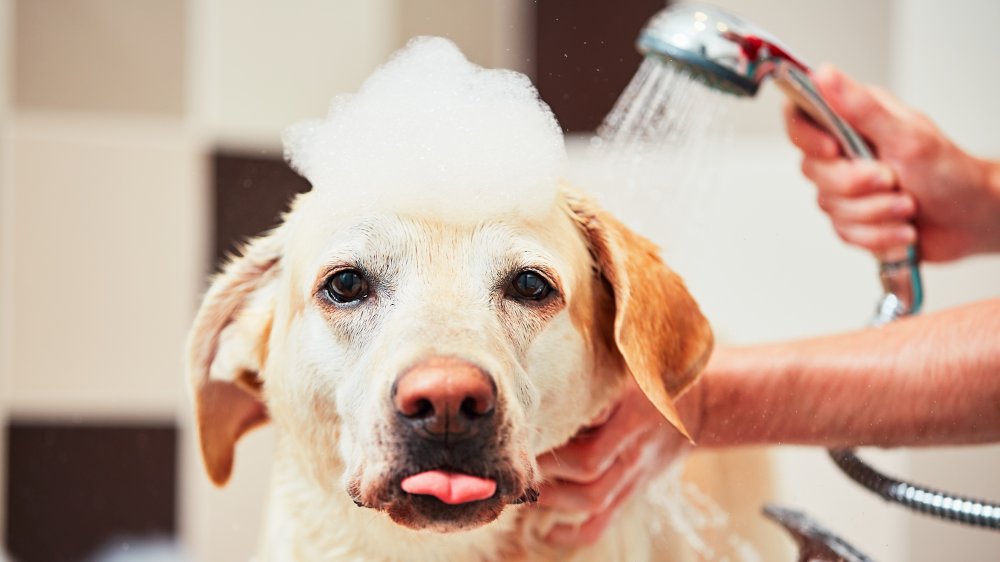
[827,263,1000,530]
[828,448,1000,530]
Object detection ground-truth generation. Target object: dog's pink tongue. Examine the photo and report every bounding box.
[401,470,497,505]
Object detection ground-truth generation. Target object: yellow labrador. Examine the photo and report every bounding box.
[186,184,713,561]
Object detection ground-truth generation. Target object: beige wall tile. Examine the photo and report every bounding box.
[398,0,497,68]
[5,117,204,416]
[203,0,397,146]
[14,0,186,115]
[891,0,1000,156]
[398,0,533,72]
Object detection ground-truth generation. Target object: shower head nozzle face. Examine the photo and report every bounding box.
[636,36,757,97]
[637,3,799,98]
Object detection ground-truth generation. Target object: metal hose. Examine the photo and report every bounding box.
[829,449,1000,530]
[826,253,1000,532]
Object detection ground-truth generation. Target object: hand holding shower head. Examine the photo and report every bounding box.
[637,2,920,322]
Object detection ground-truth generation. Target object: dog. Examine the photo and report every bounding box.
[186,37,713,561]
[186,185,713,561]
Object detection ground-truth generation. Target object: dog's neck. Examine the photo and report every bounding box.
[259,440,531,562]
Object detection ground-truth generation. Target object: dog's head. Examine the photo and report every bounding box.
[186,186,712,532]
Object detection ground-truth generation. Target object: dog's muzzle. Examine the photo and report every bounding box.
[351,357,538,531]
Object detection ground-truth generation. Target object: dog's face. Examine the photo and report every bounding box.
[186,188,712,533]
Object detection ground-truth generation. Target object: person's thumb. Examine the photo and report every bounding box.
[812,65,902,145]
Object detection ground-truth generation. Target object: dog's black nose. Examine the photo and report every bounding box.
[393,357,496,441]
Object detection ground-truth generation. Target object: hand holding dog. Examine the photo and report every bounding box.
[784,65,1000,262]
[536,376,697,546]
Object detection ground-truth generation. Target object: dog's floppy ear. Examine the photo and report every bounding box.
[186,228,285,485]
[565,192,713,440]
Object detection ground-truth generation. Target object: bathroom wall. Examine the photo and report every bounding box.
[1,1,204,558]
[0,3,524,560]
[0,0,10,550]
[1,1,997,560]
[891,1,1000,559]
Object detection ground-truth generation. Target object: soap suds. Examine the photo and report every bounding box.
[283,37,566,222]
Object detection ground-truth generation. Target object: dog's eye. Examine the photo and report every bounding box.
[509,270,553,301]
[325,270,369,303]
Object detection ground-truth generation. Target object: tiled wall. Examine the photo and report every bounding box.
[0,2,522,560]
[3,0,203,557]
[2,1,998,560]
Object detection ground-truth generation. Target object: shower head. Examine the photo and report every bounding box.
[635,1,921,322]
[637,3,806,98]
[636,3,873,162]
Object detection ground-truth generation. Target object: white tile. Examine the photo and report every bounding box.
[201,0,397,146]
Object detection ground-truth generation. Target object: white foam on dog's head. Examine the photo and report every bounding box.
[283,37,566,223]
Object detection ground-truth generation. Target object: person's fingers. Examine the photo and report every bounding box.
[783,102,839,158]
[577,403,616,435]
[535,445,634,512]
[537,430,655,513]
[812,65,906,144]
[536,404,647,483]
[536,427,628,483]
[801,157,896,197]
[818,192,916,224]
[833,222,917,253]
[543,479,640,547]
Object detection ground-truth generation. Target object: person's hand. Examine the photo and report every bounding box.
[784,65,1000,262]
[535,375,697,546]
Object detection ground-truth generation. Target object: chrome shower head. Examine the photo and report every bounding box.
[636,2,922,322]
[637,3,807,98]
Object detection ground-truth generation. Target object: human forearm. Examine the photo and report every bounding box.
[984,158,1000,254]
[693,298,1000,448]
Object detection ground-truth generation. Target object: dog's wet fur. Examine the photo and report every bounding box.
[186,37,712,562]
[186,189,713,561]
